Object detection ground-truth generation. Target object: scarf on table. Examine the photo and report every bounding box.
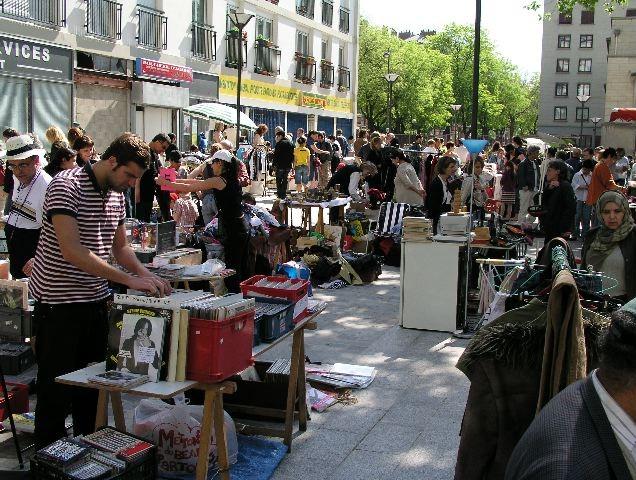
[587,191,634,268]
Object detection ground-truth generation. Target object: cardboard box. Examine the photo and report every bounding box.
[296,237,318,249]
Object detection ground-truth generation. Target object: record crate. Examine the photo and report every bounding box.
[186,310,255,382]
[240,275,309,323]
[252,297,295,343]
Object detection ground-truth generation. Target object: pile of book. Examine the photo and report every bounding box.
[401,217,433,242]
[32,428,155,479]
[306,363,376,389]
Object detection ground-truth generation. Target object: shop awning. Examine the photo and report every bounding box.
[183,103,257,130]
[609,108,636,122]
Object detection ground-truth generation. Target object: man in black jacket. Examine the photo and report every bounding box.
[505,301,636,480]
[272,131,294,199]
[516,145,540,222]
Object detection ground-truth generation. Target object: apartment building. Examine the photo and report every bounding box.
[538,0,634,147]
[0,0,359,152]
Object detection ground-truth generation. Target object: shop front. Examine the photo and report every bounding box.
[183,71,220,149]
[0,34,73,147]
[74,52,131,153]
[132,58,192,144]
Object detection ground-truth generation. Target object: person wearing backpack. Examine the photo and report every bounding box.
[336,129,349,158]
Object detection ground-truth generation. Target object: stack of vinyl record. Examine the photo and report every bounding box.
[401,217,433,242]
[265,359,291,384]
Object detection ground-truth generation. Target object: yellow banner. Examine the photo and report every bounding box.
[219,75,351,113]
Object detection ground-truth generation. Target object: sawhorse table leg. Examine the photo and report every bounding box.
[196,381,237,480]
[94,390,129,432]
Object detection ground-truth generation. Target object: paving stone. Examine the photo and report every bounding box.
[357,422,421,453]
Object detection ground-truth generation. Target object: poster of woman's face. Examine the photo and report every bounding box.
[117,314,166,381]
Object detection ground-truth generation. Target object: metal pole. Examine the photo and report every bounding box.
[593,124,597,148]
[236,28,243,149]
[579,99,584,148]
[386,52,391,132]
[388,81,393,133]
[471,0,481,139]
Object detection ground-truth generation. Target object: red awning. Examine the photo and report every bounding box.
[609,108,636,122]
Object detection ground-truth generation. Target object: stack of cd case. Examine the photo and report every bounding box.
[265,359,291,384]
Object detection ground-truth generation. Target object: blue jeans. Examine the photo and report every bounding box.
[294,165,309,185]
[575,200,592,238]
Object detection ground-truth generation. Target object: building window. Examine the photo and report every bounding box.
[255,17,273,41]
[191,0,215,61]
[558,34,571,48]
[578,58,592,72]
[254,38,281,76]
[321,40,329,61]
[296,31,309,55]
[627,8,636,16]
[338,46,346,68]
[226,30,247,69]
[558,12,572,24]
[555,83,568,97]
[320,60,334,88]
[576,107,590,121]
[556,58,569,73]
[580,34,593,48]
[294,53,316,84]
[86,0,122,40]
[581,10,594,24]
[554,107,567,121]
[339,7,350,33]
[321,0,333,26]
[136,4,167,50]
[0,0,66,27]
[577,83,591,97]
[337,65,350,91]
[296,0,315,19]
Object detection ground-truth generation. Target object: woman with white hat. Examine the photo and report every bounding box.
[4,134,52,278]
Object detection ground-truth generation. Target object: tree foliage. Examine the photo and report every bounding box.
[357,19,454,133]
[527,0,627,14]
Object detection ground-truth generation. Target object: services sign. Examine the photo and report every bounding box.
[135,58,193,83]
[0,35,72,82]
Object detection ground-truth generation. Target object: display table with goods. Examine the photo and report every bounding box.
[283,190,351,235]
[51,282,323,479]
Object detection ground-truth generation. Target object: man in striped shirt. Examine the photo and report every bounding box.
[30,133,171,448]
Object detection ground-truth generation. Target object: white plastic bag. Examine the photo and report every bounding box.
[132,394,238,478]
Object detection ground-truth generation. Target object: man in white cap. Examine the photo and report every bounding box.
[3,134,52,278]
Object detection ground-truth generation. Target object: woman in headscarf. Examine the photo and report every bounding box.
[581,190,636,300]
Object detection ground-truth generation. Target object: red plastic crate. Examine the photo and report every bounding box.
[0,382,29,422]
[186,311,255,383]
[240,275,309,323]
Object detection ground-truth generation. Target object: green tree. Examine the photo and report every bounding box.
[357,19,454,133]
[528,0,627,14]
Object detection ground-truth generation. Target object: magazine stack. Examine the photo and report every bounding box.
[30,427,156,480]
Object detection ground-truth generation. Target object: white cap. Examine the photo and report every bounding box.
[211,150,233,163]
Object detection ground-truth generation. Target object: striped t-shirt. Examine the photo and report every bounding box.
[29,163,125,304]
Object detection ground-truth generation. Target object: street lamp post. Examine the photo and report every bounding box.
[590,116,602,148]
[576,94,590,148]
[451,104,462,142]
[383,49,399,133]
[229,10,254,149]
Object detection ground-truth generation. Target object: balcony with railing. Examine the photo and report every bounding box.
[294,53,316,84]
[192,22,216,61]
[254,39,281,76]
[85,0,121,40]
[0,0,66,27]
[136,5,167,51]
[337,65,350,91]
[320,61,334,89]
[226,30,248,69]
[296,0,315,19]
[339,8,350,34]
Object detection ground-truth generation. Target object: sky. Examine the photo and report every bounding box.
[359,0,544,76]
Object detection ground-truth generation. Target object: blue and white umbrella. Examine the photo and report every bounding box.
[183,102,258,130]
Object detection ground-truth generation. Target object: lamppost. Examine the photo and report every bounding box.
[383,49,399,133]
[590,116,602,148]
[229,9,254,149]
[451,104,462,142]
[576,93,590,148]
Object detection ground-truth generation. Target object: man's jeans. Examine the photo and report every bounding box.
[574,200,592,239]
